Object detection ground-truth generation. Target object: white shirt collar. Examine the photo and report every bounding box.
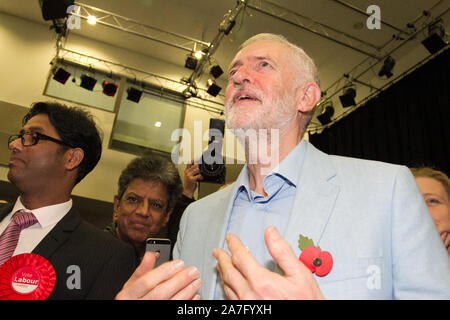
[10,197,73,228]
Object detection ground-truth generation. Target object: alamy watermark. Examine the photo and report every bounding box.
[366,265,381,290]
[66,4,382,31]
[66,5,81,30]
[66,265,81,290]
[366,5,381,30]
[170,121,280,176]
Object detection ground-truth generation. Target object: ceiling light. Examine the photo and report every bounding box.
[185,50,206,70]
[421,19,447,54]
[87,15,97,25]
[339,83,357,108]
[183,84,198,98]
[154,121,162,128]
[52,67,71,84]
[378,56,396,79]
[206,79,222,97]
[126,87,143,103]
[317,102,334,125]
[80,74,97,91]
[193,51,204,59]
[185,53,198,70]
[102,81,118,97]
[210,65,224,78]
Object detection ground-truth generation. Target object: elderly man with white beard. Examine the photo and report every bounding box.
[116,33,450,300]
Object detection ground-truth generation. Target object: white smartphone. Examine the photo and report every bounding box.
[145,238,171,267]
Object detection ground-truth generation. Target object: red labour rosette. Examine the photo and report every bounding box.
[0,253,56,300]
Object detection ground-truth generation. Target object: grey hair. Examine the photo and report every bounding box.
[239,33,320,88]
[238,33,320,133]
[117,154,182,213]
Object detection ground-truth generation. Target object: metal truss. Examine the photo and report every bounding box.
[246,0,386,59]
[54,47,225,114]
[64,1,248,104]
[70,1,210,53]
[184,0,248,95]
[307,4,450,134]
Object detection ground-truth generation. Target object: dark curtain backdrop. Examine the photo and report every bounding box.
[310,48,450,176]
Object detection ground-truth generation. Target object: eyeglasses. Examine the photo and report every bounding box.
[8,132,73,148]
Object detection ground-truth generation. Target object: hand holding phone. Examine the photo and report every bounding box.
[146,238,171,268]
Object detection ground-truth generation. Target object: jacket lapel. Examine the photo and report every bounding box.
[32,207,81,259]
[0,204,14,222]
[281,142,340,266]
[202,142,340,293]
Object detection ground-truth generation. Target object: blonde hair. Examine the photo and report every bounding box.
[411,167,450,200]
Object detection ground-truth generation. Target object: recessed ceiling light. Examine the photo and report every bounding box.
[154,121,162,127]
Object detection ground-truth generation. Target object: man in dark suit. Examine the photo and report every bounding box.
[0,101,137,299]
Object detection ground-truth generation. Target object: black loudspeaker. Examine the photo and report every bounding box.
[206,82,222,97]
[80,75,97,91]
[127,87,143,103]
[421,33,447,55]
[40,0,74,21]
[199,118,226,184]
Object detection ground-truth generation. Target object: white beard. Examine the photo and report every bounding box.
[225,85,296,170]
[225,85,297,135]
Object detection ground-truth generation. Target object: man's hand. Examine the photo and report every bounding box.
[212,226,324,300]
[116,252,201,300]
[183,162,203,199]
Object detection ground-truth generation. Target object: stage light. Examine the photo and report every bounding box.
[194,51,203,59]
[183,84,198,98]
[102,81,118,97]
[210,65,224,78]
[154,121,161,128]
[339,83,357,108]
[185,54,198,70]
[87,15,97,25]
[53,67,71,84]
[317,102,334,125]
[378,56,396,79]
[185,51,205,70]
[206,79,222,97]
[126,87,143,103]
[80,75,97,91]
[421,19,447,54]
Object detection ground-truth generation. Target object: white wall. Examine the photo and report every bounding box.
[0,12,242,202]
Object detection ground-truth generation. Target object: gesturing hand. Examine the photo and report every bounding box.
[116,252,201,300]
[213,226,324,300]
[183,161,203,199]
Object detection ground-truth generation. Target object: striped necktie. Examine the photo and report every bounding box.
[0,210,38,266]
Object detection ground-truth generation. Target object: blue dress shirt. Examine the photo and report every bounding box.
[214,140,307,299]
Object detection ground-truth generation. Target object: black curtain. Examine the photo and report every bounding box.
[310,48,450,176]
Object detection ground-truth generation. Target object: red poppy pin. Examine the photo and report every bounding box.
[298,235,333,277]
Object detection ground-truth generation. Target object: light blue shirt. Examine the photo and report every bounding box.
[214,140,307,299]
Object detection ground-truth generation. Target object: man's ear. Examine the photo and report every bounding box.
[113,195,120,222]
[296,82,322,114]
[64,147,84,171]
[163,208,173,227]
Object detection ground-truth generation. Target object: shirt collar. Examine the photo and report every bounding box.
[271,139,307,187]
[10,197,73,228]
[233,139,308,198]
